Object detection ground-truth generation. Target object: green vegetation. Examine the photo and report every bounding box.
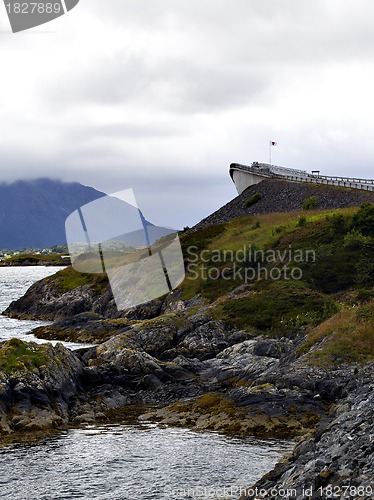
[351,203,374,236]
[212,281,337,335]
[302,196,317,210]
[329,213,346,234]
[245,192,262,208]
[177,204,374,361]
[45,266,109,294]
[0,339,47,374]
[180,223,226,255]
[180,205,373,300]
[0,244,68,260]
[169,392,245,419]
[0,253,68,266]
[9,203,371,367]
[303,300,374,365]
[297,216,307,227]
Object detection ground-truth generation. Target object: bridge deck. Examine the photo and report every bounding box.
[230,163,374,192]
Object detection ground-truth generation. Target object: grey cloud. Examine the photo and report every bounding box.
[2,0,374,231]
[39,0,374,118]
[61,121,189,145]
[41,50,268,115]
[88,0,374,64]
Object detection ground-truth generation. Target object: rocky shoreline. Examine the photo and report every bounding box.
[240,367,374,499]
[1,294,373,497]
[1,198,373,497]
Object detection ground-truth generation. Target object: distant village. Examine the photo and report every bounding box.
[0,244,68,261]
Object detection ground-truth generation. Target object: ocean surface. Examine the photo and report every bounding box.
[0,266,93,349]
[0,266,293,500]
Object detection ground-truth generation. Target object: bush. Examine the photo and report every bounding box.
[302,196,317,210]
[245,192,262,208]
[343,229,370,249]
[330,214,346,234]
[297,216,307,227]
[215,281,337,334]
[351,203,374,236]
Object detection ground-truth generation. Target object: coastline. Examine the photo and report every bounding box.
[1,200,373,496]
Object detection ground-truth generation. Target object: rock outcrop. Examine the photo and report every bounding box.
[1,296,374,500]
[0,339,82,435]
[240,365,374,499]
[3,279,163,322]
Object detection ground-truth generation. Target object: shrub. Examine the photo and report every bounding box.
[351,203,374,236]
[343,229,370,249]
[297,216,307,227]
[214,281,337,334]
[245,192,262,208]
[330,214,346,234]
[302,196,317,210]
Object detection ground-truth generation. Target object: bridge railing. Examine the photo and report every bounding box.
[267,165,309,177]
[230,162,374,192]
[273,173,374,191]
[309,174,374,185]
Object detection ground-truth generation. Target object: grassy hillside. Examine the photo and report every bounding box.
[12,203,373,365]
[178,204,374,362]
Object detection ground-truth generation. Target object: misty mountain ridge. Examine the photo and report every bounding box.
[0,178,106,249]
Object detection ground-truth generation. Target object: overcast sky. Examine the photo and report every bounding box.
[1,0,374,228]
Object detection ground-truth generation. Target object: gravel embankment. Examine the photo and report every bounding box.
[192,179,374,231]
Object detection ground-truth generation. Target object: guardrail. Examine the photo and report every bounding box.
[263,164,309,177]
[274,173,374,191]
[309,174,374,185]
[230,162,374,192]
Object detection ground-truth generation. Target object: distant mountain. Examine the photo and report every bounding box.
[0,179,106,249]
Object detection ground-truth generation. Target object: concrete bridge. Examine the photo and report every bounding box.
[229,162,374,195]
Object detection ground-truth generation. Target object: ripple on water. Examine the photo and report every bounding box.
[0,424,293,500]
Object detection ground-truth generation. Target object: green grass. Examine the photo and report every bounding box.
[303,300,374,365]
[46,266,109,294]
[1,253,67,265]
[0,339,47,374]
[179,207,372,302]
[211,280,337,335]
[245,192,262,208]
[16,204,372,366]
